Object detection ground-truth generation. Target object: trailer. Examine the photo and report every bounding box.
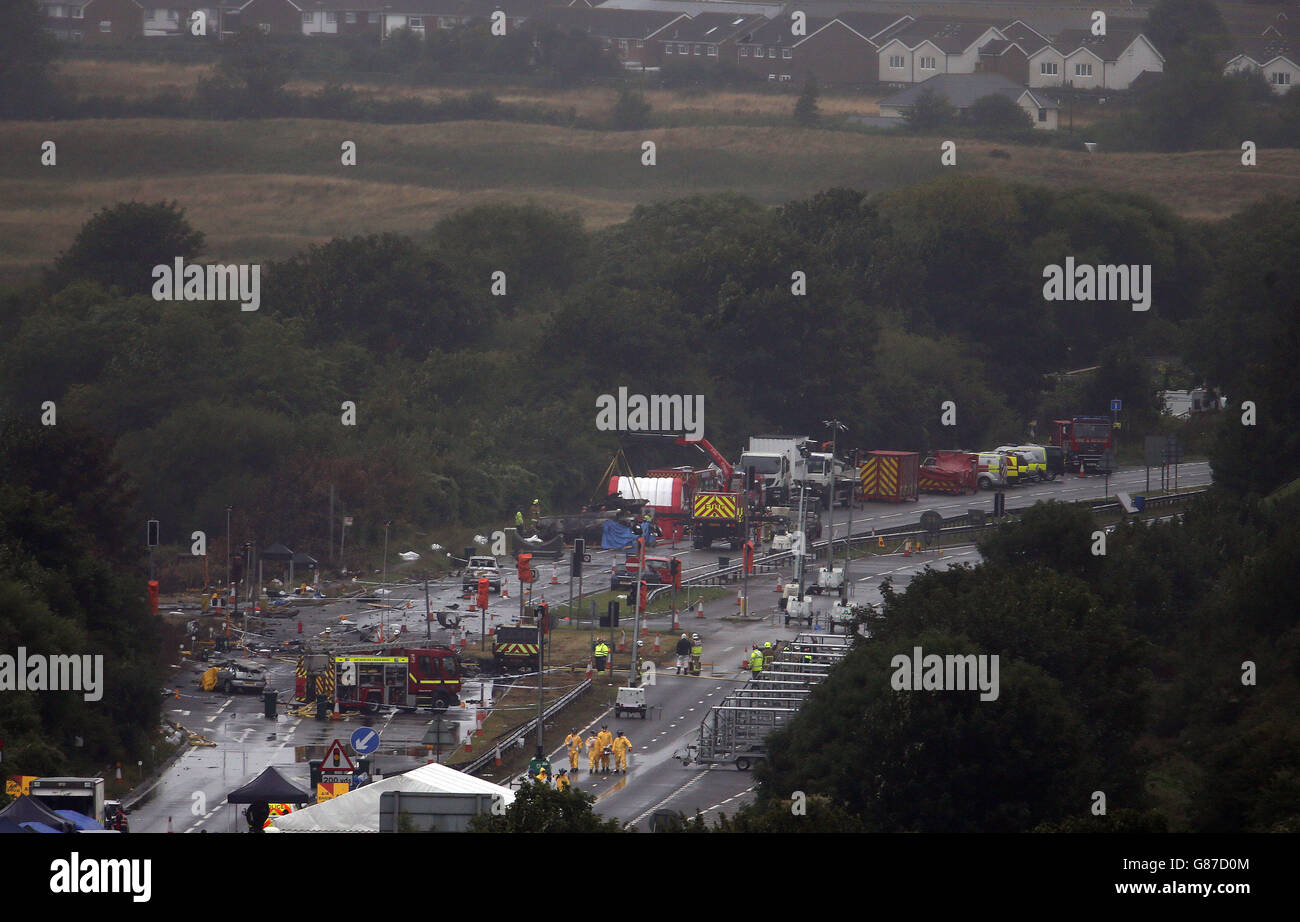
[677,634,850,770]
[919,450,978,495]
[858,450,920,503]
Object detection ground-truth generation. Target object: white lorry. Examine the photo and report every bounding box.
[738,435,810,506]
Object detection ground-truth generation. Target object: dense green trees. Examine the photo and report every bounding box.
[0,178,1280,577]
[0,420,166,776]
[757,489,1300,832]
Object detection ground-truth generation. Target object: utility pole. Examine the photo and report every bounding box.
[795,449,810,599]
[381,521,391,643]
[425,574,431,643]
[328,484,335,565]
[225,506,232,598]
[845,448,857,598]
[631,535,646,686]
[822,419,846,568]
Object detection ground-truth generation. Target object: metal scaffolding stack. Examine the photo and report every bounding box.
[679,633,852,770]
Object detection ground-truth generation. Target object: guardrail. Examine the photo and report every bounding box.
[460,676,593,776]
[667,489,1210,590]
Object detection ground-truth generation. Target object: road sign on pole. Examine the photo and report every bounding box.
[321,738,355,771]
[350,726,380,756]
[1110,399,1122,412]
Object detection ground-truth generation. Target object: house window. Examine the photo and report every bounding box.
[780,74,791,81]
[889,54,904,68]
[1040,61,1059,75]
[1271,71,1292,85]
[302,12,312,23]
[369,13,379,23]
[168,8,178,20]
[72,6,84,18]
[665,44,672,54]
[694,44,701,55]
[258,22,270,33]
[99,19,111,31]
[635,40,643,48]
[1038,108,1047,122]
[708,45,717,56]
[919,55,935,69]
[326,12,336,23]
[740,46,748,56]
[768,48,775,58]
[618,39,628,50]
[409,16,422,27]
[782,48,791,59]
[768,74,776,80]
[678,44,687,54]
[1074,63,1092,77]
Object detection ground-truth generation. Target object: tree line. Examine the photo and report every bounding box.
[2,181,1295,577]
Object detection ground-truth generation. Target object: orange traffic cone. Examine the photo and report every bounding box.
[550,568,559,585]
[696,600,704,619]
[776,580,784,594]
[618,630,627,653]
[464,734,473,753]
[585,658,593,680]
[1078,460,1086,478]
[494,745,502,766]
[502,585,509,598]
[903,541,912,557]
[653,635,661,653]
[475,709,485,736]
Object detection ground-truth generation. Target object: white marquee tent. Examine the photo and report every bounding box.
[269,763,514,833]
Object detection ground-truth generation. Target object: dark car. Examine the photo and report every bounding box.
[610,555,672,591]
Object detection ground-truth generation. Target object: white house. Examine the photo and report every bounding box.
[1028,29,1164,91]
[877,72,1060,129]
[1224,34,1297,94]
[876,19,1007,85]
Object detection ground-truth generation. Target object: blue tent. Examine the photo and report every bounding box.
[55,810,103,831]
[601,519,657,551]
[0,819,32,835]
[0,795,71,832]
[19,822,62,834]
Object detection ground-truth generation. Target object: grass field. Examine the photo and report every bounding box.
[4,114,1297,283]
[7,48,1300,283]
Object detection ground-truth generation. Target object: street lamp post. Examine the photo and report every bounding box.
[382,521,391,642]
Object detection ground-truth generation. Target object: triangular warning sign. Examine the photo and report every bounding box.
[321,738,355,771]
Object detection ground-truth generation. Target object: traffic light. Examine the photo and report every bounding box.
[572,538,585,578]
[517,553,533,583]
[669,557,682,589]
[146,519,159,547]
[604,600,619,628]
[993,491,1005,518]
[534,602,550,635]
[477,577,490,613]
[743,541,755,575]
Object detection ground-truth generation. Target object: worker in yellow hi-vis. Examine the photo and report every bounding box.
[611,730,633,775]
[596,724,614,775]
[564,727,584,773]
[556,769,572,791]
[585,730,600,775]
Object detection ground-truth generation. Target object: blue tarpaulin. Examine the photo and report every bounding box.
[601,519,657,551]
[55,810,103,831]
[19,822,61,834]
